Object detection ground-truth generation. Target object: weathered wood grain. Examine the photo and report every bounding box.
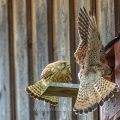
[96,0,115,46]
[13,0,30,120]
[8,0,16,119]
[34,0,50,120]
[47,1,56,120]
[53,0,72,120]
[96,0,116,120]
[69,1,78,120]
[0,1,10,120]
[26,0,35,120]
[1,0,120,120]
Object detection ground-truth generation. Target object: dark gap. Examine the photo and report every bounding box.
[114,0,120,35]
[69,0,77,84]
[90,0,96,16]
[26,0,35,120]
[47,0,54,63]
[7,0,16,120]
[69,0,76,89]
[47,0,56,120]
[69,0,77,120]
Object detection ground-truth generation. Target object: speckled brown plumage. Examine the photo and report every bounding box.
[74,7,119,114]
[25,60,72,106]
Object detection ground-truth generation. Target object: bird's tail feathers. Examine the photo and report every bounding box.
[25,79,58,106]
[74,75,119,114]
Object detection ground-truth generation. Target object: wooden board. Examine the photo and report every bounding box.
[96,0,116,120]
[13,0,30,120]
[0,1,10,120]
[1,0,120,120]
[34,0,51,120]
[96,0,115,46]
[43,83,79,97]
[53,1,72,120]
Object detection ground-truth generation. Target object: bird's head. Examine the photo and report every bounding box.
[56,60,70,70]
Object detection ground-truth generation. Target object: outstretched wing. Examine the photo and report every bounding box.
[75,8,105,71]
[74,7,90,64]
[81,8,104,73]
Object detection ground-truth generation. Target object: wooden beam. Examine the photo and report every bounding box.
[43,83,79,98]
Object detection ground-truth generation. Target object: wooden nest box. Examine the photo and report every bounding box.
[105,34,120,86]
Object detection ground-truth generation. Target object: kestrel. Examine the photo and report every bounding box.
[26,60,72,106]
[73,7,119,114]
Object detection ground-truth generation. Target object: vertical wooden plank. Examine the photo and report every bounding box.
[96,0,115,46]
[47,0,54,63]
[96,0,115,120]
[13,0,30,120]
[8,0,16,120]
[34,0,50,120]
[69,0,77,120]
[47,1,57,120]
[75,0,92,60]
[26,0,35,120]
[53,0,72,120]
[69,0,76,84]
[0,0,10,120]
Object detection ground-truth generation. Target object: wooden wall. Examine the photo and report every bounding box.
[0,0,120,120]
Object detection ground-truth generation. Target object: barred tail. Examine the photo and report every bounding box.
[25,79,58,106]
[74,74,119,114]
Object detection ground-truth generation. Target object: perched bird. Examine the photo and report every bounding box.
[73,7,119,114]
[26,60,72,106]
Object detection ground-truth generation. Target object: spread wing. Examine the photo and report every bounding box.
[74,7,103,67]
[82,8,102,68]
[74,7,90,64]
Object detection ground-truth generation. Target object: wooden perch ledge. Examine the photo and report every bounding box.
[43,82,79,98]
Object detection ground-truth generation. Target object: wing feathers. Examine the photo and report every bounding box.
[74,7,100,65]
